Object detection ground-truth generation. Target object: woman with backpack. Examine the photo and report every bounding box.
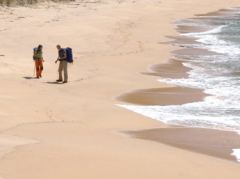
[33,44,44,78]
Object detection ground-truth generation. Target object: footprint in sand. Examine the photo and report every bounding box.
[47,109,56,122]
[75,78,84,82]
[17,16,25,19]
[0,28,7,32]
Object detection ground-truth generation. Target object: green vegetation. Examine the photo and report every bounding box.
[0,0,35,6]
[0,0,73,6]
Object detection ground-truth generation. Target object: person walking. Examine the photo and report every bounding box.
[33,44,44,78]
[55,45,68,83]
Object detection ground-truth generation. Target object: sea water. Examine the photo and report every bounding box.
[119,8,240,161]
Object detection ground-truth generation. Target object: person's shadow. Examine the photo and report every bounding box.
[23,77,66,85]
[23,76,38,80]
[45,81,63,85]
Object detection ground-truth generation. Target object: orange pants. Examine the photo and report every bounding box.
[35,59,43,78]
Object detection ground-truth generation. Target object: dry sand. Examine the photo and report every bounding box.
[0,0,240,178]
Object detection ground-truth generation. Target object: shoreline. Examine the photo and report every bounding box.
[119,8,240,162]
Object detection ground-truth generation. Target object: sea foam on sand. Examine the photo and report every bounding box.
[231,149,240,162]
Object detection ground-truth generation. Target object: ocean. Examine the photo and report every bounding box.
[120,8,240,161]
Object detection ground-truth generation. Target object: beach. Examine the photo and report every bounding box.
[0,0,240,178]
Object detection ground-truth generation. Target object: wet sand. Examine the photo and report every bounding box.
[118,87,205,105]
[144,59,191,78]
[129,128,240,161]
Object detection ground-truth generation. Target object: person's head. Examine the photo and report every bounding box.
[37,44,43,52]
[56,45,61,50]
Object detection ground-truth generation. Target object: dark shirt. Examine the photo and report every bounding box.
[58,48,66,61]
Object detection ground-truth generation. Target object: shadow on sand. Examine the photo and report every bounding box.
[23,76,38,80]
[23,77,67,85]
[45,81,63,85]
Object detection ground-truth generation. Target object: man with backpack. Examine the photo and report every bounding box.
[55,44,70,83]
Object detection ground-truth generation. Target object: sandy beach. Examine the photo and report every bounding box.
[0,0,240,178]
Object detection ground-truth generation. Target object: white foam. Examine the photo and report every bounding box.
[183,25,227,36]
[183,25,240,56]
[231,149,240,162]
[119,103,240,132]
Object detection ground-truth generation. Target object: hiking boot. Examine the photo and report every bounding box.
[56,79,63,82]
